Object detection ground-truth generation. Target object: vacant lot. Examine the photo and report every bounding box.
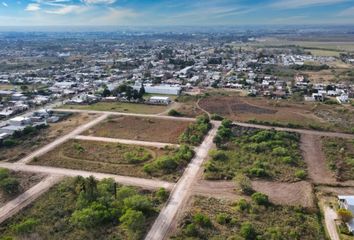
[198,94,354,133]
[321,137,354,181]
[0,169,45,207]
[0,177,167,240]
[84,115,192,144]
[61,101,169,114]
[0,113,97,162]
[31,139,192,182]
[171,195,324,240]
[205,124,306,182]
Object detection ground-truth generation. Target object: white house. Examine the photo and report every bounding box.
[147,96,171,105]
[338,195,354,233]
[133,82,181,95]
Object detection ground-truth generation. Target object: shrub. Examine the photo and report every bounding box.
[11,219,39,235]
[71,202,113,228]
[234,174,253,195]
[2,139,18,147]
[119,209,145,239]
[0,177,20,195]
[156,188,169,202]
[236,199,251,212]
[251,192,269,206]
[193,213,212,228]
[248,167,267,177]
[338,209,353,222]
[0,168,10,181]
[123,195,152,213]
[295,170,307,180]
[216,213,231,225]
[240,222,257,240]
[184,223,198,237]
[211,114,224,121]
[168,109,182,117]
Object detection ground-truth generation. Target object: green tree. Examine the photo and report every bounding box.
[119,209,145,240]
[234,174,253,195]
[240,222,257,240]
[251,192,269,206]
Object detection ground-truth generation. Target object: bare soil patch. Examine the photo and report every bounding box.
[0,113,97,162]
[83,115,192,144]
[0,171,45,207]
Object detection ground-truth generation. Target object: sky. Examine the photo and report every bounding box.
[0,0,354,26]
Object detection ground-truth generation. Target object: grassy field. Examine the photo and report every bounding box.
[0,113,97,162]
[31,139,193,182]
[0,169,44,207]
[84,115,192,144]
[171,195,325,240]
[321,137,354,181]
[0,177,167,240]
[205,124,306,182]
[308,49,343,57]
[60,102,169,114]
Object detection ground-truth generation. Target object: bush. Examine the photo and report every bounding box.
[123,195,152,213]
[2,139,18,147]
[236,199,251,212]
[0,177,20,195]
[119,209,145,239]
[211,114,224,121]
[216,213,231,225]
[234,174,253,195]
[193,213,212,228]
[338,209,353,222]
[295,170,307,180]
[251,192,269,206]
[11,219,39,235]
[168,109,182,117]
[156,188,169,201]
[0,168,10,181]
[71,202,113,228]
[240,222,257,240]
[184,223,198,237]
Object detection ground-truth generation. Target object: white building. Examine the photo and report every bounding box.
[133,82,181,95]
[148,96,171,105]
[338,195,354,233]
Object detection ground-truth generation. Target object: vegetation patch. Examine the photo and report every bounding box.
[31,140,193,182]
[0,177,167,240]
[321,137,354,181]
[206,120,306,182]
[179,115,211,146]
[171,195,325,240]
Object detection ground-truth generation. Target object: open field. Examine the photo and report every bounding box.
[60,102,169,114]
[197,92,354,133]
[0,169,45,207]
[205,124,306,182]
[0,113,98,162]
[308,49,343,57]
[175,95,204,117]
[171,195,325,240]
[321,137,354,181]
[84,115,192,144]
[30,139,192,182]
[0,177,167,240]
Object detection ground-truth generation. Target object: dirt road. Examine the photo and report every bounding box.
[73,135,180,148]
[145,122,220,240]
[0,175,62,224]
[301,134,337,184]
[324,206,340,240]
[17,114,108,164]
[0,163,174,190]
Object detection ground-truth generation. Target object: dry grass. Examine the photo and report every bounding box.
[31,139,183,182]
[84,115,192,144]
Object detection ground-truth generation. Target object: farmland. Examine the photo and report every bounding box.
[205,122,306,182]
[60,101,169,114]
[83,115,192,144]
[321,137,354,181]
[171,195,324,240]
[30,139,194,182]
[0,177,167,240]
[0,113,97,162]
[0,168,44,207]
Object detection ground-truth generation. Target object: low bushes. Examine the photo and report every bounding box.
[179,115,211,146]
[0,168,19,195]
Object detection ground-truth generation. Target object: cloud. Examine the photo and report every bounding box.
[271,0,348,9]
[338,6,354,16]
[25,3,40,11]
[45,4,89,14]
[2,2,7,7]
[81,0,115,5]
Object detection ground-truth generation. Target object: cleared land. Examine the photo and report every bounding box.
[0,113,97,162]
[170,195,325,240]
[321,137,354,181]
[30,139,192,182]
[60,102,169,114]
[198,93,354,133]
[205,125,307,182]
[83,115,192,144]
[0,169,45,207]
[0,177,167,240]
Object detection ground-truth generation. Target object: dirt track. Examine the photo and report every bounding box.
[300,134,337,184]
[324,206,340,240]
[144,122,220,240]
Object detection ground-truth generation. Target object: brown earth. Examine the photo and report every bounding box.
[0,113,98,162]
[83,115,192,144]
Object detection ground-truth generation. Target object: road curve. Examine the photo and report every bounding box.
[74,135,180,148]
[16,114,109,164]
[324,206,340,240]
[0,162,174,191]
[145,122,220,240]
[0,175,62,224]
